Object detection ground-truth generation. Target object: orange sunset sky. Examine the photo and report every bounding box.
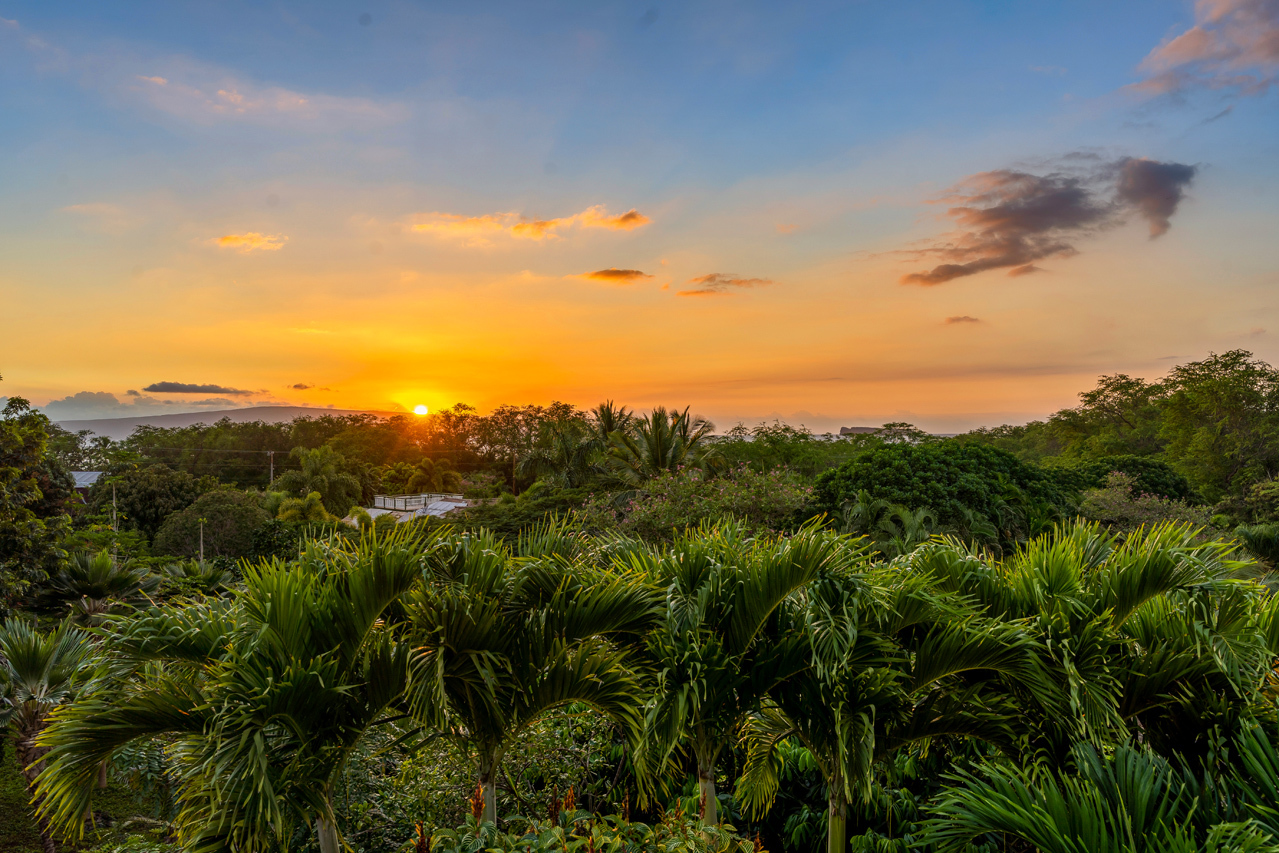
[2,1,1278,432]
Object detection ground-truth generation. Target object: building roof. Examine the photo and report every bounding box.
[71,471,104,489]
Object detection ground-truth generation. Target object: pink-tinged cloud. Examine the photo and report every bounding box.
[1135,0,1279,95]
[900,156,1196,285]
[678,273,774,297]
[579,268,653,283]
[411,205,650,246]
[944,315,981,325]
[214,232,287,252]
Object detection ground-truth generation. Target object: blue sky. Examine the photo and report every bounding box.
[2,1,1277,431]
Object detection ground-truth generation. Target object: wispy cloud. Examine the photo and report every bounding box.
[410,205,650,247]
[678,273,774,297]
[899,155,1197,286]
[290,383,315,390]
[214,232,287,252]
[1135,0,1279,95]
[578,268,653,283]
[944,315,981,324]
[143,381,253,396]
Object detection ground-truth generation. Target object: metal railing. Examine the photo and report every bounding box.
[372,493,466,511]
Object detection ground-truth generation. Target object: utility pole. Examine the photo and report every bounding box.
[199,517,206,565]
[268,450,274,484]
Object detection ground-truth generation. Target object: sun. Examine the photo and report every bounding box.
[413,404,429,415]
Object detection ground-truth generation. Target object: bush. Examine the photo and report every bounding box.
[457,484,590,540]
[152,490,271,559]
[1078,472,1213,531]
[1047,455,1197,502]
[576,466,814,542]
[812,441,1071,532]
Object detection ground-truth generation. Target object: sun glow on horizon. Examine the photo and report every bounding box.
[413,404,429,415]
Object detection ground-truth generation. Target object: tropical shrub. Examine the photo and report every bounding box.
[576,467,813,542]
[1078,472,1213,531]
[1048,454,1197,501]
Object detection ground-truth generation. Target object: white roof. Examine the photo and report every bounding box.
[71,471,104,488]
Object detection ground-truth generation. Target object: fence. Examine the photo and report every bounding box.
[372,493,467,511]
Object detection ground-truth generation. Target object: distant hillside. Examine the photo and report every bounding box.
[54,406,404,441]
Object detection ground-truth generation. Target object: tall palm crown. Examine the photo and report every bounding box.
[902,520,1273,760]
[634,522,854,825]
[404,527,660,824]
[607,406,722,484]
[271,444,362,516]
[34,528,425,853]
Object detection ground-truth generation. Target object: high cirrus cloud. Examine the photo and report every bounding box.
[900,156,1197,286]
[410,204,649,247]
[214,232,287,252]
[678,273,774,297]
[143,381,253,395]
[1135,0,1279,95]
[578,268,653,283]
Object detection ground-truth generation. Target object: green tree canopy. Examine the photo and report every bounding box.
[152,489,272,559]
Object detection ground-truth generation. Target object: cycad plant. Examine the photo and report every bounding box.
[635,522,854,825]
[33,527,425,853]
[0,618,95,853]
[403,528,660,825]
[49,550,159,625]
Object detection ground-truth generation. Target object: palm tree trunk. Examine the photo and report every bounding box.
[827,792,848,853]
[315,815,340,853]
[697,762,717,826]
[16,727,57,853]
[478,752,498,824]
[315,788,341,853]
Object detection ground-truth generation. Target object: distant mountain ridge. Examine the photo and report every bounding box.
[54,406,405,440]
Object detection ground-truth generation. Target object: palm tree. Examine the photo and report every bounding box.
[839,490,891,537]
[516,421,603,488]
[277,490,339,522]
[0,619,94,853]
[902,521,1271,760]
[590,400,634,443]
[607,407,723,484]
[737,567,1051,853]
[48,550,159,626]
[33,527,425,853]
[403,528,660,825]
[271,445,362,516]
[635,521,854,825]
[875,505,940,559]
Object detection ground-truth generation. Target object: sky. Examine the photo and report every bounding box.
[2,0,1278,433]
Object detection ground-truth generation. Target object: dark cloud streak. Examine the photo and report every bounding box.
[901,156,1196,286]
[143,381,253,396]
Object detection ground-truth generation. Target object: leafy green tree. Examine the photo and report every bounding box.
[270,445,363,516]
[86,464,216,541]
[403,529,659,824]
[1,392,71,611]
[516,421,603,489]
[1159,350,1279,501]
[382,457,464,494]
[635,523,852,825]
[1049,454,1197,501]
[152,489,272,559]
[813,441,1070,544]
[0,618,94,853]
[1048,373,1168,458]
[717,422,858,478]
[34,529,425,853]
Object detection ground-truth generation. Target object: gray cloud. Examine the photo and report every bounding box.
[1115,157,1199,237]
[143,381,253,395]
[579,268,653,283]
[901,156,1196,286]
[678,273,775,297]
[42,390,259,420]
[944,316,981,324]
[290,383,314,390]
